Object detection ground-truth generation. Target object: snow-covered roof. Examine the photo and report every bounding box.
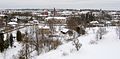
[62,11,72,14]
[79,11,90,14]
[33,20,38,22]
[45,17,67,20]
[0,14,5,17]
[38,25,50,29]
[106,21,111,24]
[90,21,99,24]
[61,28,69,33]
[111,20,120,22]
[11,18,18,22]
[30,20,39,24]
[61,11,73,15]
[37,15,48,17]
[92,12,100,14]
[8,22,18,25]
[108,12,116,15]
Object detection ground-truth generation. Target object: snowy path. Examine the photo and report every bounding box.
[0,42,22,59]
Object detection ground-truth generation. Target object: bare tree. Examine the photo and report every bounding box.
[72,39,82,51]
[96,27,107,40]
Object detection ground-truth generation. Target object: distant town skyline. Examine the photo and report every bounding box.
[0,0,120,10]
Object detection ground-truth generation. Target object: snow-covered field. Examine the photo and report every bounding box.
[36,26,120,59]
[1,26,120,59]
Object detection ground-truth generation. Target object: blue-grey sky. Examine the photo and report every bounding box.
[0,0,120,10]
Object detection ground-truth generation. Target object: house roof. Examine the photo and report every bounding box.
[79,11,90,14]
[90,21,99,24]
[8,22,18,25]
[0,14,5,17]
[11,18,18,22]
[38,25,50,29]
[61,28,69,33]
[106,21,111,24]
[108,12,116,15]
[111,20,120,22]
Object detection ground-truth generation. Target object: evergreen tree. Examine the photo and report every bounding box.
[4,38,9,49]
[4,34,10,49]
[16,30,22,41]
[10,33,13,47]
[0,33,4,52]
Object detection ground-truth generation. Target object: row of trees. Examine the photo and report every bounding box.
[0,30,22,52]
[0,33,13,52]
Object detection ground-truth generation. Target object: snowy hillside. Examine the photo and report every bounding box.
[36,26,120,59]
[0,26,120,59]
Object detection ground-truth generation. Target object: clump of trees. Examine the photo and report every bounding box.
[4,33,13,49]
[16,25,62,59]
[66,12,96,35]
[66,17,86,35]
[0,33,14,52]
[76,27,86,35]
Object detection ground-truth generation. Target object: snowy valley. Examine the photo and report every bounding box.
[1,26,120,59]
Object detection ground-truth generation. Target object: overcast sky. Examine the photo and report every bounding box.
[0,0,120,10]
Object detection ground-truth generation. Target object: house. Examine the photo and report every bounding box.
[38,25,51,35]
